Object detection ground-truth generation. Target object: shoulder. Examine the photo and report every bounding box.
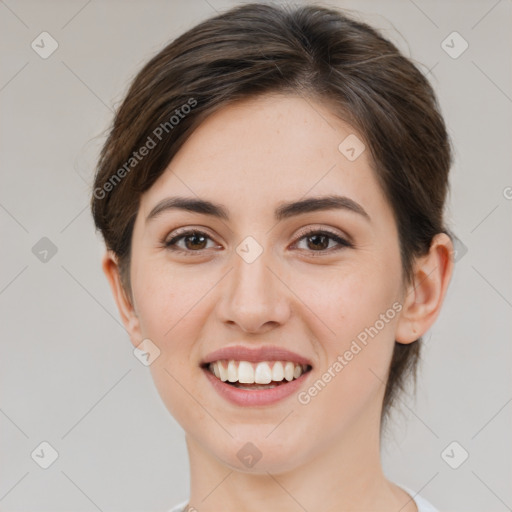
[399,485,439,512]
[168,491,439,512]
[167,499,189,512]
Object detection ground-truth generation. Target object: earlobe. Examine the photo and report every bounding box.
[395,233,454,344]
[101,251,142,347]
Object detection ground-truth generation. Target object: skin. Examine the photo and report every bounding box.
[103,93,453,512]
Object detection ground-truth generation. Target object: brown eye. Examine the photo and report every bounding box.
[294,229,352,253]
[165,230,217,253]
[305,233,330,251]
[182,232,208,250]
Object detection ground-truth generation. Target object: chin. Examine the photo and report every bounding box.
[206,430,312,475]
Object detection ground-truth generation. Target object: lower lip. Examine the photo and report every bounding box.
[202,367,311,406]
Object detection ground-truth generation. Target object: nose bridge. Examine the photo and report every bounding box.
[219,236,290,330]
[231,240,275,305]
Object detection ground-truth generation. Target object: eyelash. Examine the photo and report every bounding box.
[162,227,352,257]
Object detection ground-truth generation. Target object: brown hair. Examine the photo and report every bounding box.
[91,2,453,427]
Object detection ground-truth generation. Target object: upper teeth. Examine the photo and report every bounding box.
[208,360,308,384]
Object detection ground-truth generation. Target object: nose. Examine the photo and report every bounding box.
[217,245,291,334]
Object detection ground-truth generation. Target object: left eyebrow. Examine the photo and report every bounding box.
[146,194,371,224]
[275,195,371,222]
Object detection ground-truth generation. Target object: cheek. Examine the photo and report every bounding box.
[132,263,211,420]
[132,258,204,339]
[289,260,401,345]
[291,263,400,410]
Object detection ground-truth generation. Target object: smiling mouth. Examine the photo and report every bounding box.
[201,360,313,390]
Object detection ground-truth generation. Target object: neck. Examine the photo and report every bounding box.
[183,400,416,512]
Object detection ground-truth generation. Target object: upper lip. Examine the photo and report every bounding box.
[201,345,313,367]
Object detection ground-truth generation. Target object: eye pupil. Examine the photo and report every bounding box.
[307,234,329,250]
[186,233,207,250]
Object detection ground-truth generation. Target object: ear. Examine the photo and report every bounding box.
[395,233,454,344]
[102,251,142,348]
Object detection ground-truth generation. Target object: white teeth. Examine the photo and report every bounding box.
[208,360,308,384]
[284,361,295,381]
[238,361,254,383]
[254,362,272,384]
[218,361,228,382]
[271,361,284,381]
[227,360,237,382]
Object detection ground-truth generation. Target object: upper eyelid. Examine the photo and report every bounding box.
[294,224,350,241]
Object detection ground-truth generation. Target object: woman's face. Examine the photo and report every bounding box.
[127,93,406,473]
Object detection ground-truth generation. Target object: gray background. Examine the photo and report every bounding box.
[1,0,511,510]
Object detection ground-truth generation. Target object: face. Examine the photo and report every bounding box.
[126,93,407,473]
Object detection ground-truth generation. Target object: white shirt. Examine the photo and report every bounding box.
[167,485,439,512]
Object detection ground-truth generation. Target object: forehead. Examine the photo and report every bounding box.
[139,93,389,222]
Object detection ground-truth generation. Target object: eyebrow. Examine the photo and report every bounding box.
[146,194,371,224]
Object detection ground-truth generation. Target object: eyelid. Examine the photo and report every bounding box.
[292,224,352,245]
[164,225,217,242]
